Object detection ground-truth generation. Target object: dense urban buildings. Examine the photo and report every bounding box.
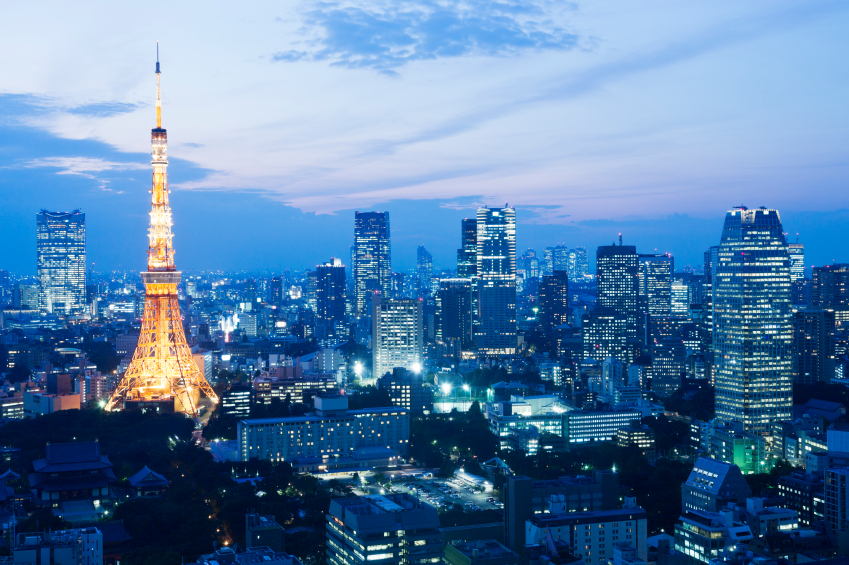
[713,207,792,435]
[353,211,392,315]
[36,209,86,315]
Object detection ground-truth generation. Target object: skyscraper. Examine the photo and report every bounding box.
[713,207,792,434]
[435,278,473,348]
[353,211,391,315]
[457,218,477,279]
[543,247,554,276]
[582,308,628,364]
[476,206,517,356]
[372,296,423,379]
[416,245,433,296]
[317,258,346,335]
[572,247,589,279]
[597,243,639,342]
[539,271,569,337]
[552,245,569,272]
[788,243,805,282]
[36,210,86,315]
[670,280,690,315]
[812,264,849,324]
[793,309,836,384]
[638,254,673,318]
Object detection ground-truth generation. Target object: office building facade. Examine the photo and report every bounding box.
[539,271,570,337]
[372,296,423,379]
[317,258,346,334]
[713,208,792,434]
[417,246,433,296]
[37,210,86,315]
[793,309,836,384]
[597,244,639,342]
[326,494,443,565]
[354,211,391,315]
[476,207,517,356]
[812,264,849,324]
[237,396,410,462]
[436,278,473,348]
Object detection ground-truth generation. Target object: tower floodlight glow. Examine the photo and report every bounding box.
[105,46,218,417]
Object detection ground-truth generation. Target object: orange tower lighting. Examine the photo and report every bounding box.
[106,45,218,417]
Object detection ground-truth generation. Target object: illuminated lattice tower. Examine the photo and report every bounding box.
[106,47,218,417]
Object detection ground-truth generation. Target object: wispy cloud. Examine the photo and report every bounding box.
[24,157,146,190]
[66,101,140,118]
[26,157,147,175]
[273,0,578,72]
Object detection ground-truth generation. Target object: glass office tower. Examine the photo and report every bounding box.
[713,207,792,435]
[37,209,86,315]
[476,206,517,356]
[353,211,391,315]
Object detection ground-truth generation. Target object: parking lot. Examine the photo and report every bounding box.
[364,478,502,512]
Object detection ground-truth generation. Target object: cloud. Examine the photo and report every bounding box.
[272,0,578,71]
[66,101,140,118]
[25,157,147,179]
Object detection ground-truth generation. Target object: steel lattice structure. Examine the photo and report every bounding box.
[106,46,218,417]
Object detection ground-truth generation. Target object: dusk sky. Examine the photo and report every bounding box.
[2,1,848,274]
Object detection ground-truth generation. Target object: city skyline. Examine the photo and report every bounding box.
[2,1,848,273]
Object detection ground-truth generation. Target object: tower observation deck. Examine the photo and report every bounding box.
[106,46,218,417]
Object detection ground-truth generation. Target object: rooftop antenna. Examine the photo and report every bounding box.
[155,42,162,129]
[618,233,622,246]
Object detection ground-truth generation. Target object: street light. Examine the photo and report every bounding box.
[411,362,423,374]
[354,362,363,377]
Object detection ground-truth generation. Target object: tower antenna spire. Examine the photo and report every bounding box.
[155,42,162,128]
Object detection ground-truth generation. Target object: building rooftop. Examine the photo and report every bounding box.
[240,406,408,425]
[32,441,112,474]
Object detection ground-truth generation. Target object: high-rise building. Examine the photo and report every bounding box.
[572,247,589,280]
[652,338,687,397]
[353,211,391,315]
[812,264,849,324]
[372,296,423,379]
[457,218,477,279]
[416,245,433,297]
[476,206,517,356]
[793,310,836,384]
[638,254,673,328]
[543,247,554,276]
[36,210,86,315]
[521,249,540,279]
[539,271,569,337]
[597,243,639,342]
[583,308,628,364]
[713,207,792,434]
[435,278,473,348]
[788,243,805,282]
[671,280,690,315]
[317,258,346,334]
[106,50,218,416]
[551,245,569,273]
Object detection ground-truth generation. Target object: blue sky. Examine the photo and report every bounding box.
[1,1,848,274]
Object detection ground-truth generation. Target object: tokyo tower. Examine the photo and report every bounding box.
[106,46,218,417]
